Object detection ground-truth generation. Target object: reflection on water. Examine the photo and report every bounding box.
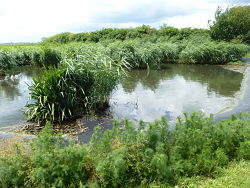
[0,64,244,127]
[0,67,41,127]
[109,64,243,122]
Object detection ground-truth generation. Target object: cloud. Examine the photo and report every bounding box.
[224,0,250,4]
[92,0,200,24]
[0,0,248,43]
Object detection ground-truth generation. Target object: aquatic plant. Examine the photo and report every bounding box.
[0,51,14,70]
[25,48,125,123]
[179,42,250,64]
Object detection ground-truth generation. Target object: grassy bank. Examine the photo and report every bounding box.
[1,35,250,72]
[0,112,249,187]
[177,160,250,188]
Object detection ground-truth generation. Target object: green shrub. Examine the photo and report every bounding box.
[0,112,249,187]
[210,6,250,44]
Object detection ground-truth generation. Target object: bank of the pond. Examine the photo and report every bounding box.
[0,111,249,187]
[1,62,250,142]
[215,60,250,122]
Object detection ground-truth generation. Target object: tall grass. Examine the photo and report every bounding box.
[179,42,250,64]
[0,46,62,71]
[25,47,125,123]
[106,40,180,68]
[0,112,249,187]
[1,37,249,72]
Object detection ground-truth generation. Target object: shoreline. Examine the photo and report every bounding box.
[215,61,250,122]
[1,62,250,142]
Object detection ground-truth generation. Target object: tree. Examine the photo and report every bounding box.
[210,6,250,43]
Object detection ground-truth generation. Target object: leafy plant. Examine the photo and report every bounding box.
[25,48,124,123]
[0,112,249,187]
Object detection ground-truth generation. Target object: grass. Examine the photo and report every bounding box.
[245,52,250,57]
[1,37,249,72]
[227,61,246,66]
[177,160,250,188]
[179,42,250,64]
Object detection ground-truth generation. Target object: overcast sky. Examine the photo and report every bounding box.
[0,0,249,43]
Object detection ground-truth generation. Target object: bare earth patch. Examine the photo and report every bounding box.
[219,64,250,73]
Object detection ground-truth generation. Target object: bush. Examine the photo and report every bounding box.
[0,112,249,187]
[210,6,250,43]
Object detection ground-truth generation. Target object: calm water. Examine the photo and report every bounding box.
[0,67,41,127]
[109,64,243,122]
[0,64,244,127]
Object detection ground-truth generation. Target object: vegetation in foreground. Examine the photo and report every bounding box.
[177,160,250,188]
[0,112,249,187]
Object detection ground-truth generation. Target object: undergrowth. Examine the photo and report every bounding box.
[0,112,249,187]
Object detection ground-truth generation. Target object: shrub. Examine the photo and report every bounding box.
[0,112,249,187]
[210,6,250,43]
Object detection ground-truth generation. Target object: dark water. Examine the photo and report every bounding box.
[109,64,243,122]
[0,67,41,127]
[0,64,244,128]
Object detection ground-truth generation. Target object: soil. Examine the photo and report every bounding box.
[219,64,250,73]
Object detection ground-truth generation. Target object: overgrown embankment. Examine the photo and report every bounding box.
[0,112,249,187]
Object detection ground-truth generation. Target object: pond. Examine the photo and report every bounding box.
[0,67,41,128]
[109,64,243,122]
[0,64,244,128]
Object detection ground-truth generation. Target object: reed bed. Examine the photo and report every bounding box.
[25,46,125,123]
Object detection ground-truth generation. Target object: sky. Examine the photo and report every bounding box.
[0,0,249,43]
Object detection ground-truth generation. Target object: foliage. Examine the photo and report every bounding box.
[1,112,249,187]
[0,51,15,70]
[227,61,246,66]
[39,46,61,68]
[210,6,250,43]
[0,46,62,71]
[42,32,73,43]
[179,42,250,64]
[1,32,249,72]
[25,47,124,123]
[42,25,210,44]
[177,160,250,188]
[0,122,90,188]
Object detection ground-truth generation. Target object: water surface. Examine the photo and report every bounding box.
[0,67,41,127]
[109,64,243,122]
[0,64,244,127]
